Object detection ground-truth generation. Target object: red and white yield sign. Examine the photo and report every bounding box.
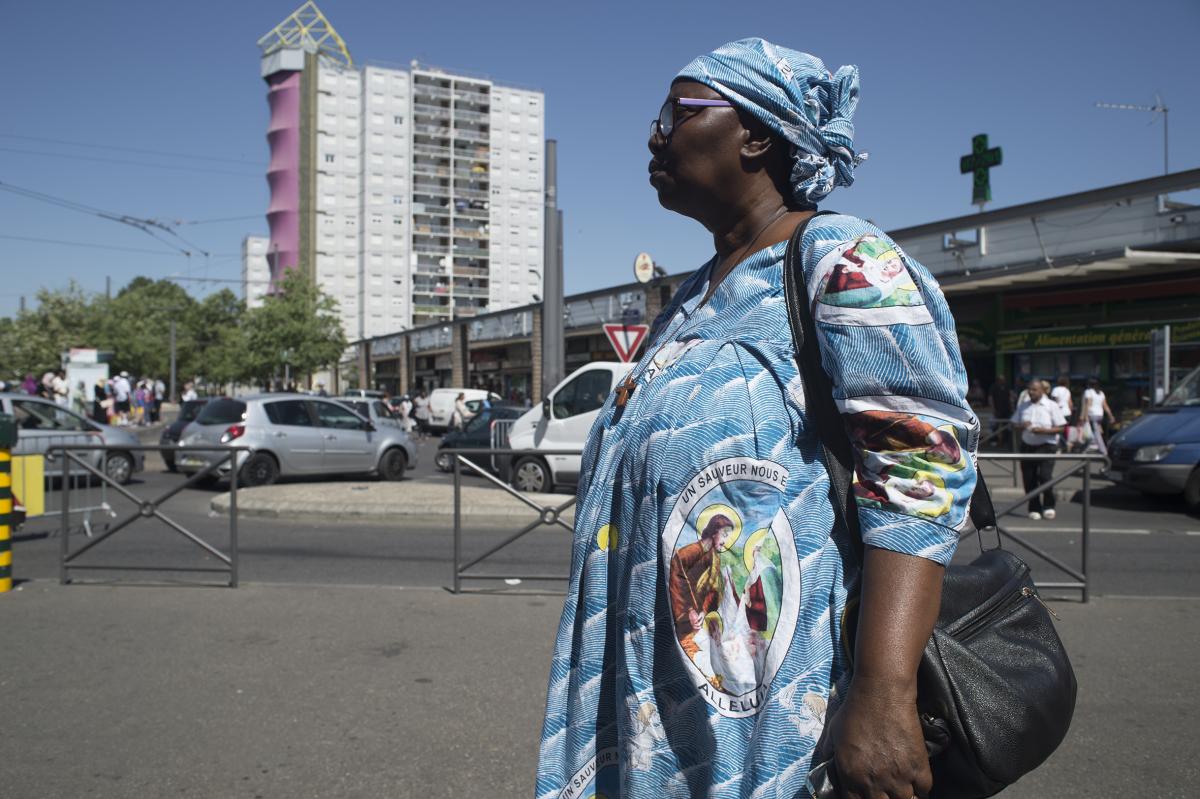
[603,323,649,363]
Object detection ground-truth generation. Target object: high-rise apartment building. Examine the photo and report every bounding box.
[241,235,271,309]
[254,2,545,341]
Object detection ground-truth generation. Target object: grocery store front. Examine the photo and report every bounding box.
[997,318,1200,410]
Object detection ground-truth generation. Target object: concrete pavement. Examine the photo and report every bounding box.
[2,580,1196,798]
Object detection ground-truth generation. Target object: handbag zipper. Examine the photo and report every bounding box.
[951,576,1029,642]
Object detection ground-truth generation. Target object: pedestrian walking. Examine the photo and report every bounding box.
[181,381,198,402]
[153,378,165,423]
[70,380,87,416]
[1012,380,1068,519]
[412,389,430,437]
[537,40,978,799]
[112,372,132,425]
[1050,375,1073,423]
[396,394,414,434]
[21,373,38,395]
[989,375,1014,447]
[92,378,108,423]
[450,392,474,432]
[51,370,69,407]
[1082,378,1116,457]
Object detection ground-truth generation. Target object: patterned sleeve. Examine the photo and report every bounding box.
[802,221,979,565]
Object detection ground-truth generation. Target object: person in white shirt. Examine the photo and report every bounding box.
[451,392,475,432]
[412,390,430,438]
[112,372,132,425]
[181,381,198,402]
[51,370,70,407]
[1050,375,1073,419]
[1012,380,1068,520]
[1081,378,1115,456]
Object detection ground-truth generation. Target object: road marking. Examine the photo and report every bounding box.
[1003,526,1154,534]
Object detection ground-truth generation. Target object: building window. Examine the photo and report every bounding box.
[324,153,335,163]
[392,195,404,205]
[394,115,404,125]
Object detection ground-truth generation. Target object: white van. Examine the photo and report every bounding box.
[506,361,634,493]
[427,387,502,433]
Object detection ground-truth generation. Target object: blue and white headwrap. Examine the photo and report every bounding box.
[676,38,867,206]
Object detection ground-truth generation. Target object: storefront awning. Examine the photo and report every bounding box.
[940,248,1200,294]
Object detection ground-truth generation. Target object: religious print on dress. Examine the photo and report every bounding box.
[661,457,800,717]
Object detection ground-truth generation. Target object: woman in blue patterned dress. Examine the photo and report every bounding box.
[537,39,978,799]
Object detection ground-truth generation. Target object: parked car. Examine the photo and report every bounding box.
[435,404,526,473]
[334,396,403,429]
[1106,364,1200,510]
[505,361,634,493]
[175,394,416,486]
[427,388,501,434]
[341,389,386,399]
[159,398,210,471]
[0,392,144,484]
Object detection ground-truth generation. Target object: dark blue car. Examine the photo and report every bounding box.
[1107,365,1200,510]
[435,405,524,473]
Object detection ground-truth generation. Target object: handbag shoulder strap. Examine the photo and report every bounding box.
[781,214,997,565]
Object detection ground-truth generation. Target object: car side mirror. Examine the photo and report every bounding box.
[541,397,551,418]
[362,421,375,432]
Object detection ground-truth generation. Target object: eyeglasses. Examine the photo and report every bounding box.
[651,97,733,140]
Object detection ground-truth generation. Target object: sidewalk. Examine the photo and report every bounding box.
[210,480,577,525]
[2,581,1195,798]
[211,458,1101,524]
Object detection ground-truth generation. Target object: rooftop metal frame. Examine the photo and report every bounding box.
[257,1,352,67]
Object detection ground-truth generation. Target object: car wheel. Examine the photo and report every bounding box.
[379,448,407,481]
[239,453,279,487]
[434,451,453,473]
[512,457,551,494]
[1184,468,1200,513]
[105,452,134,485]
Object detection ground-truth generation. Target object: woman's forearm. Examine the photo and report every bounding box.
[852,546,944,698]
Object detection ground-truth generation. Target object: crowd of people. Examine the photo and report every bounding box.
[1,369,168,428]
[995,374,1117,520]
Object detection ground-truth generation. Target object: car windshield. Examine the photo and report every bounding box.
[463,413,489,433]
[179,401,206,422]
[195,398,247,425]
[1163,366,1200,407]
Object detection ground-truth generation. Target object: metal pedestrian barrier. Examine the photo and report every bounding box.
[13,433,115,538]
[449,447,1105,602]
[974,451,1106,602]
[49,444,248,587]
[449,447,581,593]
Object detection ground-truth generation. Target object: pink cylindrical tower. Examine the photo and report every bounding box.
[264,69,302,284]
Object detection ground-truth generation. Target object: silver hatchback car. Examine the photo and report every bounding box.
[176,394,417,486]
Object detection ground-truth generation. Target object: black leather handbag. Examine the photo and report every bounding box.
[781,214,1077,799]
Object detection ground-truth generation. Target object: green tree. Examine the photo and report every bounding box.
[0,282,101,377]
[240,270,346,385]
[186,289,245,389]
[95,278,197,378]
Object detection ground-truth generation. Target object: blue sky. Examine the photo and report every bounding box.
[2,0,1197,317]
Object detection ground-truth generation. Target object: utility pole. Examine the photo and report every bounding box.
[541,139,565,401]
[169,319,177,404]
[105,275,111,300]
[1096,97,1169,175]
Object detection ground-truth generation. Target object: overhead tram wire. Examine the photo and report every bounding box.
[0,134,262,166]
[0,233,239,257]
[0,146,260,177]
[0,181,208,257]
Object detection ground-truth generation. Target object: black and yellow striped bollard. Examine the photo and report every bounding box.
[0,413,16,592]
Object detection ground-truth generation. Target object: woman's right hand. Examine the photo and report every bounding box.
[826,676,932,799]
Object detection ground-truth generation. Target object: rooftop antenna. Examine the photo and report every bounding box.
[1095,95,1169,176]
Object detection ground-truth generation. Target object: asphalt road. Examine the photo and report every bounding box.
[10,435,1200,598]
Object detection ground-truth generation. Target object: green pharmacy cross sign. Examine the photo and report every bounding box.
[960,134,1003,207]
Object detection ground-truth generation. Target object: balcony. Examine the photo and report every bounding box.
[412,122,451,137]
[452,106,490,122]
[453,285,490,298]
[453,264,489,278]
[412,223,451,236]
[453,245,490,258]
[452,186,489,201]
[452,128,490,144]
[412,164,450,178]
[413,100,451,114]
